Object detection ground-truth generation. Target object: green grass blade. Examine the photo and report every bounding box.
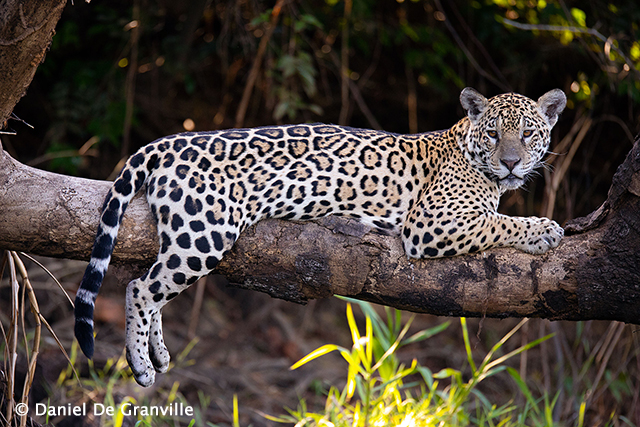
[233,394,240,427]
[290,344,342,370]
[485,334,553,372]
[403,321,450,346]
[460,318,477,373]
[340,297,391,349]
[506,367,541,416]
[346,303,361,346]
[577,401,586,427]
[371,315,414,372]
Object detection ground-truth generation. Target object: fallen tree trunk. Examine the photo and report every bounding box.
[1,136,639,324]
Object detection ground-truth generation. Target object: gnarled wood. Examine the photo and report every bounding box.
[0,0,66,127]
[1,136,639,324]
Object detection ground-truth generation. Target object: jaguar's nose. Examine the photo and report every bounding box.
[500,157,521,172]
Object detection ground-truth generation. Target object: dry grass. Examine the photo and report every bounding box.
[0,251,78,427]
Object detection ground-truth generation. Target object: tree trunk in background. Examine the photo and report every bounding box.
[0,0,67,126]
[1,136,640,325]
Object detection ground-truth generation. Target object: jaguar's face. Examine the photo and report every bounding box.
[459,88,567,191]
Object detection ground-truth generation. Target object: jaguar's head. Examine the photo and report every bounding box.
[459,87,566,192]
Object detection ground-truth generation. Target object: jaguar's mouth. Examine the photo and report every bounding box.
[499,174,524,190]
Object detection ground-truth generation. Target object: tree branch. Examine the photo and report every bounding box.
[1,136,640,324]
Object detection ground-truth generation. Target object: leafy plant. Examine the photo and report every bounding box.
[266,298,587,426]
[267,10,324,122]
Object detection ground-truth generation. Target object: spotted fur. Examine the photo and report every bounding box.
[74,88,566,386]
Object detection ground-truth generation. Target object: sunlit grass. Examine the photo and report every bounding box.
[266,297,587,427]
[52,339,204,427]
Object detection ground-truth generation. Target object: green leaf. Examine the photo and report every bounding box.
[290,344,342,370]
[339,297,391,349]
[346,303,361,346]
[403,321,449,345]
[307,104,323,115]
[571,7,586,27]
[273,101,289,121]
[250,10,271,27]
[433,367,461,379]
[506,367,540,414]
[460,318,477,373]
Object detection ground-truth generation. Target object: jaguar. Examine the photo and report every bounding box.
[74,87,566,386]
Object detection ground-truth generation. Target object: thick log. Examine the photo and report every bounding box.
[1,137,640,324]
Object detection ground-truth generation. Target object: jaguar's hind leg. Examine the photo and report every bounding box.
[125,276,160,387]
[124,244,230,385]
[125,272,201,385]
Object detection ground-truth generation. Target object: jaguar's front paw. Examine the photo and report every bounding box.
[520,218,564,254]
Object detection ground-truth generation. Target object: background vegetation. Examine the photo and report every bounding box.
[2,0,640,425]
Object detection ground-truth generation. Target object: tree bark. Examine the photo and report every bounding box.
[1,136,640,325]
[0,0,67,127]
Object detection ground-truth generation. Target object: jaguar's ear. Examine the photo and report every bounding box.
[537,89,566,128]
[460,87,488,124]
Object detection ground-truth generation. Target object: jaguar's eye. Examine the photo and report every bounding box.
[523,130,533,138]
[487,130,498,138]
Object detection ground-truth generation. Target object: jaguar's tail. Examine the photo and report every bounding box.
[74,149,158,358]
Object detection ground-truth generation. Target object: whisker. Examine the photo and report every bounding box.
[545,150,566,157]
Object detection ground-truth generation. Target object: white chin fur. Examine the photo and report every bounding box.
[499,177,524,191]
